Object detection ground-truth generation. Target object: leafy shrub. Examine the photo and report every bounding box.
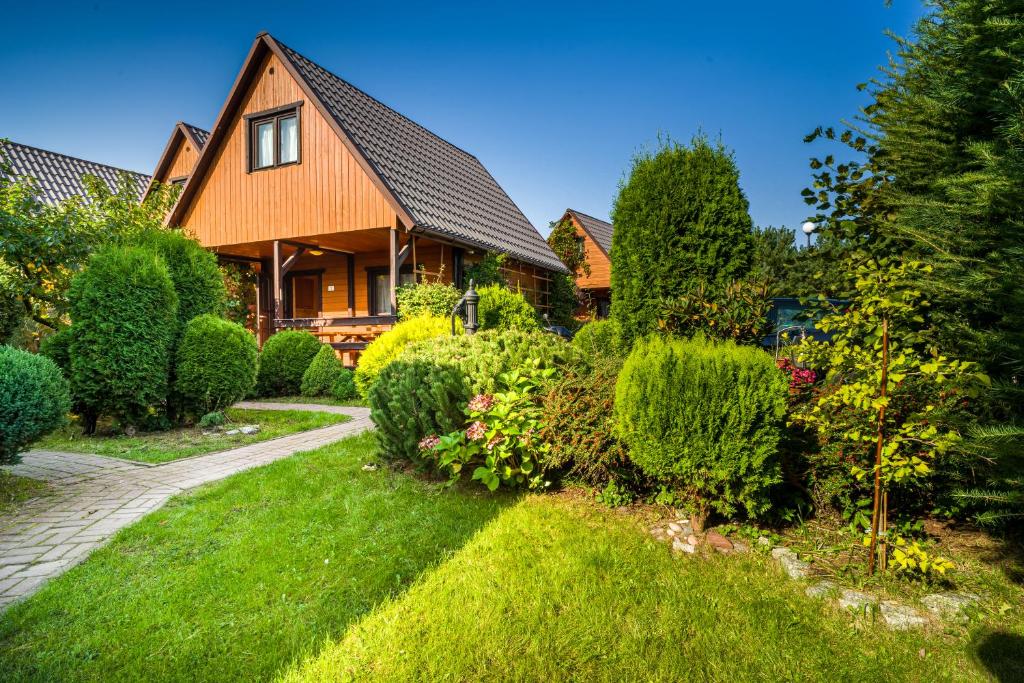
[476,284,539,331]
[542,355,631,488]
[135,229,226,333]
[658,279,772,344]
[614,335,787,526]
[199,411,226,429]
[39,328,74,378]
[354,315,454,398]
[370,329,573,461]
[572,319,624,358]
[68,246,178,430]
[301,345,343,397]
[0,345,71,465]
[255,331,322,397]
[425,365,554,490]
[464,252,507,288]
[0,275,21,345]
[331,369,357,401]
[175,314,258,416]
[396,282,462,321]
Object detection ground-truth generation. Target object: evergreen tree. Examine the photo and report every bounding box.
[611,136,753,345]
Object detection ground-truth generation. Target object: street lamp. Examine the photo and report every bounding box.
[801,221,816,249]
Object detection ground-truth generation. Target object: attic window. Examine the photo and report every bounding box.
[246,101,302,172]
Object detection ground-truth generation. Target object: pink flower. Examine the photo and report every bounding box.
[468,394,495,412]
[466,421,487,441]
[485,435,502,451]
[418,434,440,451]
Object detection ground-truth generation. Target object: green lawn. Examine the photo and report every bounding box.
[0,434,1019,682]
[34,408,350,464]
[0,472,50,516]
[254,395,366,408]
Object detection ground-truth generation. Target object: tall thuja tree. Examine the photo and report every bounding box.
[611,136,753,345]
[805,0,1024,407]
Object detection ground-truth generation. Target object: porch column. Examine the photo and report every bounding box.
[388,229,399,314]
[346,253,355,317]
[273,240,284,323]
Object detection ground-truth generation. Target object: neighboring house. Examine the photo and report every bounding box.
[0,140,149,205]
[555,208,613,318]
[146,122,209,191]
[164,32,566,362]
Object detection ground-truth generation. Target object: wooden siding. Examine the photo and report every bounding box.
[179,52,398,247]
[161,137,200,182]
[571,215,611,291]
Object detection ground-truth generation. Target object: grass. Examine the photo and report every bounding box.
[1,434,1020,681]
[0,472,50,516]
[34,408,350,464]
[254,395,366,408]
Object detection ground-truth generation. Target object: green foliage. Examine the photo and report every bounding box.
[547,218,590,277]
[614,335,788,521]
[301,345,344,397]
[222,261,257,328]
[135,229,226,335]
[0,345,71,464]
[476,284,539,331]
[611,136,754,346]
[355,315,454,398]
[426,365,555,490]
[572,319,625,358]
[947,424,1024,527]
[463,252,507,288]
[542,355,631,488]
[199,411,226,429]
[255,331,322,398]
[546,273,581,329]
[331,368,357,401]
[0,269,22,344]
[749,226,834,297]
[68,246,178,429]
[658,279,772,344]
[38,328,73,378]
[175,315,258,417]
[396,282,462,321]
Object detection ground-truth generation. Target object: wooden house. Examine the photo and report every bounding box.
[555,209,613,318]
[161,33,566,363]
[147,122,209,189]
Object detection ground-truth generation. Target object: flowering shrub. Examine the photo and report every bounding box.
[422,363,554,490]
[776,357,815,393]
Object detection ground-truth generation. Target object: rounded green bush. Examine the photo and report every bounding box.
[136,230,227,333]
[0,345,71,465]
[331,369,357,401]
[396,282,462,321]
[39,327,74,378]
[255,331,322,397]
[68,246,178,429]
[0,277,22,345]
[175,314,258,416]
[476,284,539,331]
[614,335,787,520]
[301,345,343,397]
[354,315,455,398]
[572,319,625,358]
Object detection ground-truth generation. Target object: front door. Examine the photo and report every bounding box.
[292,275,319,318]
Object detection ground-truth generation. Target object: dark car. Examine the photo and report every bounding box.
[762,297,849,352]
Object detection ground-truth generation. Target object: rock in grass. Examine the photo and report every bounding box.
[771,547,811,579]
[805,581,837,599]
[881,601,927,630]
[838,589,876,612]
[671,537,696,554]
[706,530,734,553]
[921,592,978,623]
[239,425,260,435]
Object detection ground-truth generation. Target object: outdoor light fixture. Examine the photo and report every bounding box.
[801,221,816,249]
[308,249,324,256]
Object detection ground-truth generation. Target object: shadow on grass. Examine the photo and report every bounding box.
[971,630,1024,682]
[0,432,519,683]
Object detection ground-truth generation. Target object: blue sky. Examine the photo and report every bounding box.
[1,1,922,238]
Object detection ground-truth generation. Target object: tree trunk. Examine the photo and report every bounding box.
[868,317,889,576]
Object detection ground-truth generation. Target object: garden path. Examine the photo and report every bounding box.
[0,404,372,610]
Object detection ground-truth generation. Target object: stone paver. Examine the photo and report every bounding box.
[0,404,372,610]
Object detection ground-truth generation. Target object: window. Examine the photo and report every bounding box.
[368,267,416,316]
[247,102,302,171]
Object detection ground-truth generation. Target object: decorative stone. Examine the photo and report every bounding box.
[771,547,811,579]
[921,592,979,623]
[668,522,684,534]
[238,425,260,435]
[706,530,733,553]
[757,536,772,548]
[361,463,379,472]
[732,541,750,554]
[224,429,240,436]
[686,534,700,547]
[880,601,927,630]
[805,581,836,599]
[838,589,877,612]
[672,537,696,554]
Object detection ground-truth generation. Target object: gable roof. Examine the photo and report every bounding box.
[566,208,613,256]
[169,33,565,272]
[144,121,210,197]
[0,140,150,205]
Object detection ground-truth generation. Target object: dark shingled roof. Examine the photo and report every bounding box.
[1,140,150,205]
[567,209,613,255]
[183,123,209,149]
[275,39,565,272]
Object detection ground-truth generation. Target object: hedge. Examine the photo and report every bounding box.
[354,315,454,398]
[175,314,258,416]
[301,345,344,397]
[0,346,71,465]
[255,331,322,397]
[476,284,539,331]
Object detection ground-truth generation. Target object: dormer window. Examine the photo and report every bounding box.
[246,102,302,171]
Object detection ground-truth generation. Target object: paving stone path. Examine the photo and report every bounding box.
[0,403,373,610]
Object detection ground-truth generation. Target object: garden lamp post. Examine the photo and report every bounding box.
[464,280,479,335]
[801,221,816,249]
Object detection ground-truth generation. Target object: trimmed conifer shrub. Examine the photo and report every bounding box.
[39,328,74,378]
[476,284,539,331]
[0,346,71,465]
[68,246,178,430]
[354,315,454,398]
[331,368,357,401]
[301,345,344,397]
[396,282,462,320]
[611,136,754,346]
[175,314,258,416]
[255,331,321,397]
[572,319,624,358]
[136,229,227,333]
[614,335,787,525]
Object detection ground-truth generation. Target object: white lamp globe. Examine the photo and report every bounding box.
[801,221,816,236]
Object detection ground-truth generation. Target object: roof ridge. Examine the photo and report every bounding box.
[568,208,612,225]
[1,140,150,179]
[271,36,481,163]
